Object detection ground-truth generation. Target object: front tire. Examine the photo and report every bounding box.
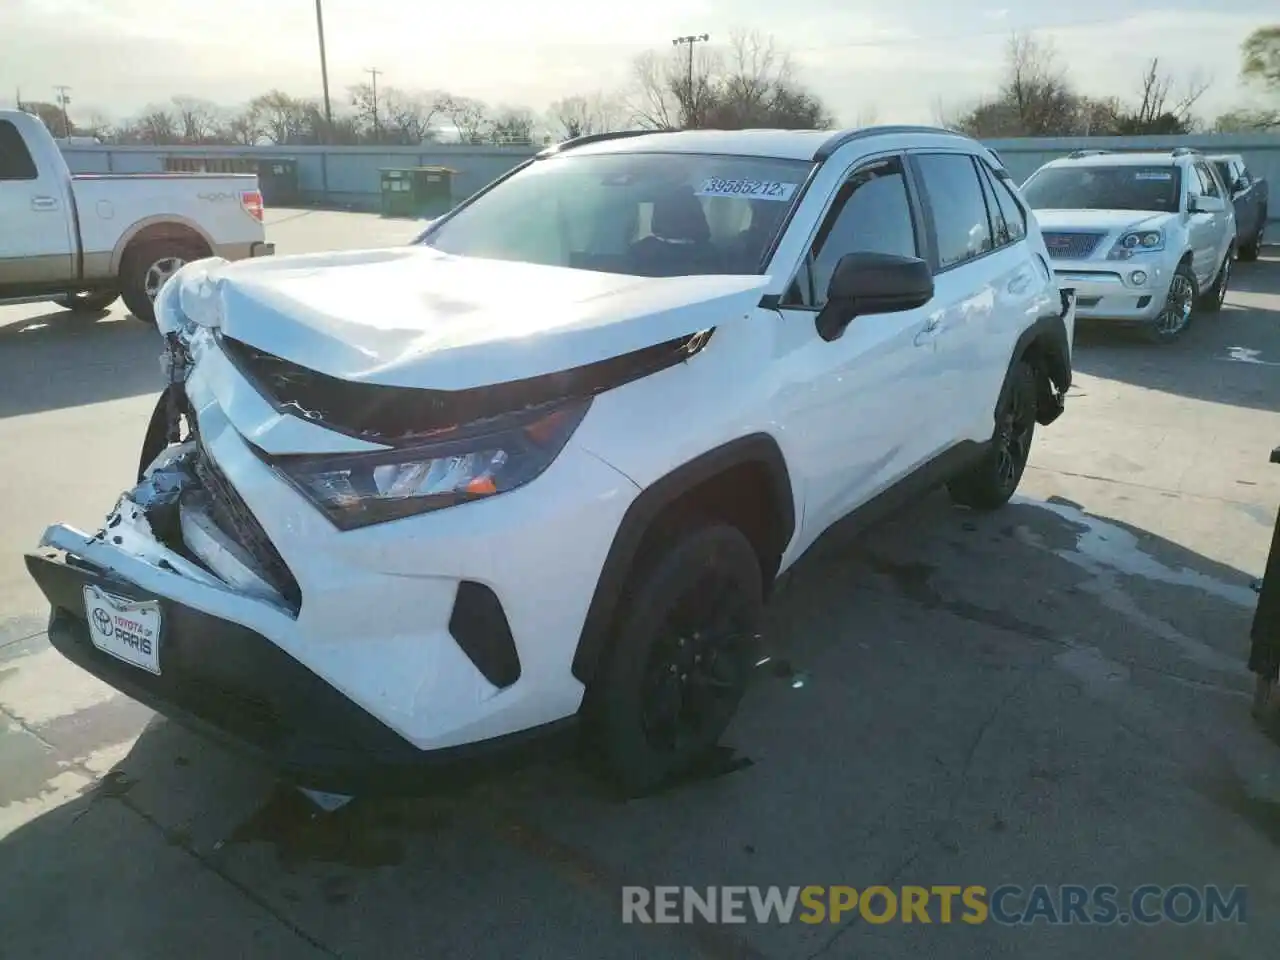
[587,523,763,796]
[54,290,119,313]
[1197,252,1231,313]
[120,240,206,324]
[947,359,1037,511]
[1144,261,1196,343]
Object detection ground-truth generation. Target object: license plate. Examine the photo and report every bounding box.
[83,585,162,675]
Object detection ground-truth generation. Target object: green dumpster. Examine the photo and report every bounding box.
[380,168,416,217]
[381,166,457,218]
[408,166,456,217]
[258,158,299,206]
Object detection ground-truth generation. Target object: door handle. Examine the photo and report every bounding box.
[31,196,59,211]
[914,315,942,347]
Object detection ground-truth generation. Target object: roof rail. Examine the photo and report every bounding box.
[537,129,664,158]
[1068,149,1111,159]
[814,124,969,160]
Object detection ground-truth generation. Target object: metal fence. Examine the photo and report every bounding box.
[61,131,1280,226]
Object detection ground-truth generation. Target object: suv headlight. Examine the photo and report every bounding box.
[269,399,591,530]
[1107,230,1164,260]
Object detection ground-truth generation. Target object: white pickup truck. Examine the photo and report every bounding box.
[0,109,273,322]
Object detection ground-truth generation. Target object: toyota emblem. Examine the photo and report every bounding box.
[91,607,114,637]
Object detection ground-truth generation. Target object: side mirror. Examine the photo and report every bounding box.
[1189,195,1225,214]
[816,252,935,342]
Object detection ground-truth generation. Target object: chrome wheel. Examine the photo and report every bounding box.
[143,256,186,302]
[1154,272,1194,337]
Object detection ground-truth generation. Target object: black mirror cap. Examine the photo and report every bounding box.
[816,252,934,341]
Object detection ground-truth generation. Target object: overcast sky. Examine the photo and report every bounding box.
[0,0,1271,126]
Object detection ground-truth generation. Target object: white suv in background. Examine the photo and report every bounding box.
[27,126,1075,797]
[1022,149,1235,343]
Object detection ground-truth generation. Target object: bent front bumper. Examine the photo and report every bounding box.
[25,550,576,794]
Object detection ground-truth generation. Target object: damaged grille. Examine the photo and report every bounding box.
[218,331,712,444]
[193,444,302,612]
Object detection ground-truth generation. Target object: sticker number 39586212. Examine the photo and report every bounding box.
[696,178,798,201]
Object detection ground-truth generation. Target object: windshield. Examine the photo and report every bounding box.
[419,152,813,277]
[1022,165,1183,213]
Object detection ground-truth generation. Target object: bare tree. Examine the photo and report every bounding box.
[171,96,223,144]
[382,88,441,144]
[79,109,114,140]
[1242,25,1280,91]
[131,104,180,145]
[853,105,879,127]
[438,94,490,143]
[489,105,536,144]
[1115,58,1210,133]
[626,32,831,131]
[546,92,624,139]
[251,90,308,144]
[224,103,265,145]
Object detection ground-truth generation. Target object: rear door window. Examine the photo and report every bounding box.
[913,153,994,270]
[0,120,38,180]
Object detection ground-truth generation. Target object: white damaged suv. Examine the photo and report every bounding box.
[27,127,1075,795]
[1022,148,1235,343]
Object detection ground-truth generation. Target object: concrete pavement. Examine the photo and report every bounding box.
[2,211,1279,958]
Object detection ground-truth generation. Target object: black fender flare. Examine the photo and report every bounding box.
[1008,293,1073,426]
[570,433,796,685]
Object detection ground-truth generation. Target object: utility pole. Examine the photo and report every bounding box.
[314,0,333,136]
[365,67,382,141]
[54,85,72,137]
[671,34,710,128]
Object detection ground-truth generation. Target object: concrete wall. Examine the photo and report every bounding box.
[61,132,1279,226]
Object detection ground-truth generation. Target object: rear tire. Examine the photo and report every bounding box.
[947,359,1037,511]
[54,290,119,313]
[586,522,762,796]
[1239,223,1263,263]
[120,239,207,324]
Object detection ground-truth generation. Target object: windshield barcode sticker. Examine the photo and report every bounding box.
[696,178,798,201]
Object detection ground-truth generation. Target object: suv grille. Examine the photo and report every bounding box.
[1042,232,1106,260]
[193,444,302,613]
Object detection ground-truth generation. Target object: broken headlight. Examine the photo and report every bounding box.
[269,399,591,530]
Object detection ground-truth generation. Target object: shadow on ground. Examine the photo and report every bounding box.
[3,492,1279,959]
[0,307,162,418]
[1070,256,1280,414]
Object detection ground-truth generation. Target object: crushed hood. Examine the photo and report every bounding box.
[1033,209,1174,234]
[173,248,769,390]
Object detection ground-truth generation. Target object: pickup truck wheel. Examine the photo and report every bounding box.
[1197,254,1231,314]
[586,522,762,797]
[55,290,119,313]
[1239,223,1263,263]
[1145,262,1196,343]
[947,359,1037,511]
[120,241,205,324]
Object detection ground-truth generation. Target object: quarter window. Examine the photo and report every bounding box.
[0,121,38,181]
[785,156,918,308]
[914,153,994,270]
[981,164,1027,245]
